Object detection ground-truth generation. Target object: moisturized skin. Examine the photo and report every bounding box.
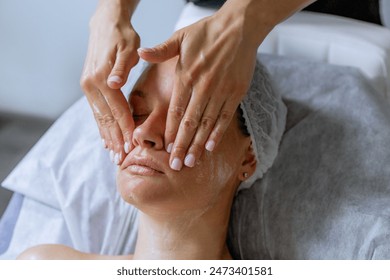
[18,58,257,260]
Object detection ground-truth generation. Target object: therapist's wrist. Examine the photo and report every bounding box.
[120,0,140,15]
[215,0,271,49]
[219,0,315,47]
[90,0,140,30]
[94,0,139,20]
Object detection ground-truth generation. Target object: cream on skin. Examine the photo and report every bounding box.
[17,58,257,260]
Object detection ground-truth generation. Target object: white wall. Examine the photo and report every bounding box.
[0,0,185,119]
[381,0,390,28]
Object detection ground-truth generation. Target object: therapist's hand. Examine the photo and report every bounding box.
[80,0,140,165]
[138,2,264,171]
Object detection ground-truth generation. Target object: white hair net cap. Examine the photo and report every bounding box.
[237,60,287,192]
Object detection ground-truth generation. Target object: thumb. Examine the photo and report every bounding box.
[108,50,139,89]
[138,33,181,63]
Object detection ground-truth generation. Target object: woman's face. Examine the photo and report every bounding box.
[117,58,253,215]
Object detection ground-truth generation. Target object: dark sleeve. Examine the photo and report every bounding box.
[186,0,383,26]
[304,0,382,25]
[186,0,226,9]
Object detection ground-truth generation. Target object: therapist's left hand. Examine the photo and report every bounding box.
[138,4,264,171]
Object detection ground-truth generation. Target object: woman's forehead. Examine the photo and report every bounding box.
[141,59,176,86]
[130,62,175,104]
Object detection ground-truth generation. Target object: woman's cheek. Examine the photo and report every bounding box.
[195,152,235,194]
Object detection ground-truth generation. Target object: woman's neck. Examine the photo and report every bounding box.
[132,201,233,260]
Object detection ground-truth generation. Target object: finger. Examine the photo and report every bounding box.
[108,47,140,89]
[205,98,238,153]
[102,86,135,157]
[81,71,112,147]
[183,94,224,168]
[84,83,132,165]
[94,112,110,149]
[96,92,126,165]
[164,69,193,150]
[170,86,212,170]
[138,32,181,63]
[85,88,118,155]
[107,116,126,165]
[95,110,110,150]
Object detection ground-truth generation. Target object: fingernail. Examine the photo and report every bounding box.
[205,140,216,152]
[170,157,182,171]
[108,75,123,84]
[124,142,130,154]
[114,153,121,165]
[138,47,153,53]
[184,154,195,168]
[102,139,107,149]
[109,150,114,162]
[166,143,173,153]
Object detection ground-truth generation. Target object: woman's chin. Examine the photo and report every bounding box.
[116,169,171,206]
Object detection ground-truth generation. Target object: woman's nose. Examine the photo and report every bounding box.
[132,114,165,150]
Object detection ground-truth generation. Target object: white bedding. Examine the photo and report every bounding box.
[0,97,139,259]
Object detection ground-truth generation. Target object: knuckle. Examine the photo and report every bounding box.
[172,145,187,157]
[111,64,126,76]
[81,70,105,89]
[181,116,199,132]
[94,66,108,81]
[111,58,128,75]
[122,129,132,139]
[199,75,213,90]
[169,106,186,121]
[200,116,216,131]
[202,79,213,91]
[93,112,104,125]
[219,110,234,122]
[181,70,196,85]
[110,105,124,120]
[117,38,130,51]
[96,113,116,128]
[80,75,93,91]
[111,139,122,151]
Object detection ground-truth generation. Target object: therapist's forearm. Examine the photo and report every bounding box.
[120,0,140,15]
[95,0,140,18]
[250,0,316,25]
[220,0,316,47]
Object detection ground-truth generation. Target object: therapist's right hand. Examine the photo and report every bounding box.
[80,0,140,165]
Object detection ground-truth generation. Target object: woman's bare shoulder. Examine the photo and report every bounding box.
[17,244,133,260]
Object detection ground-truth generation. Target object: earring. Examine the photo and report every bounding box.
[243,172,249,179]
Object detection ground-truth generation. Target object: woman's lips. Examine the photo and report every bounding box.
[126,164,163,176]
[122,154,166,175]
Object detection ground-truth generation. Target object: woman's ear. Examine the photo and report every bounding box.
[238,141,257,181]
